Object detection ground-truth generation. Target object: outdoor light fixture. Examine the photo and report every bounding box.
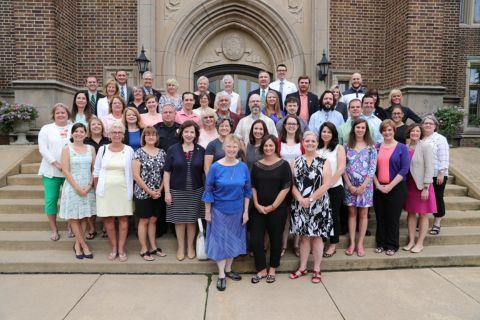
[135,46,150,76]
[317,50,330,81]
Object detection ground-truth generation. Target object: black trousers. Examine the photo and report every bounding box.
[373,181,407,251]
[433,177,447,218]
[328,185,344,244]
[250,207,287,271]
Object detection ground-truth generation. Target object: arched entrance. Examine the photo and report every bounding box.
[161,1,305,91]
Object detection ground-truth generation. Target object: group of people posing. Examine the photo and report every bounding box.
[37,67,449,291]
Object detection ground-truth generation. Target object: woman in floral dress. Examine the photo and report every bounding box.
[343,118,377,257]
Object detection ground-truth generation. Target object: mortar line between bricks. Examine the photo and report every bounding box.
[62,274,102,320]
[430,268,480,305]
[321,280,346,320]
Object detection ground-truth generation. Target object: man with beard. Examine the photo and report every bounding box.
[308,90,345,135]
[235,94,277,145]
[286,75,319,123]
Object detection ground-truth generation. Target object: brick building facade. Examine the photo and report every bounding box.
[0,0,479,136]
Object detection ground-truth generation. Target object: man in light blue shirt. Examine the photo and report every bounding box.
[308,90,345,136]
[361,95,383,143]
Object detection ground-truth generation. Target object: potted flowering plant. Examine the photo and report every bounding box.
[434,106,464,147]
[0,101,39,144]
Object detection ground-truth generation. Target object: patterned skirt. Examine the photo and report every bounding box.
[290,195,333,238]
[206,207,246,261]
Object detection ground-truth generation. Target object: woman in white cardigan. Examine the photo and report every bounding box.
[38,103,72,241]
[94,121,134,262]
[403,124,436,253]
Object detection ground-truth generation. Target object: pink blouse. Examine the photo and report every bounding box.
[377,145,395,184]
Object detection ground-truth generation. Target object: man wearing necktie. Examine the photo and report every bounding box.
[246,70,282,115]
[269,64,297,109]
[140,71,162,102]
[115,70,133,104]
[84,76,104,116]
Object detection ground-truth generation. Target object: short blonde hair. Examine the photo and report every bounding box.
[223,134,241,147]
[166,78,179,89]
[302,130,318,141]
[51,103,71,120]
[389,89,402,102]
[109,121,125,133]
[201,108,218,124]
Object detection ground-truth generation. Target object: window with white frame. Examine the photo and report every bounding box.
[461,0,480,25]
[468,64,480,126]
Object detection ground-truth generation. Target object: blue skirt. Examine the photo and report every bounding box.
[206,207,246,261]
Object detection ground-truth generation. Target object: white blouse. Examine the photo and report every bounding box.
[317,144,343,187]
[280,142,302,165]
[38,123,71,178]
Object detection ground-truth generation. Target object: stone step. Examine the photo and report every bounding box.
[445,184,467,197]
[0,185,44,199]
[20,163,40,174]
[0,244,478,274]
[447,175,455,184]
[444,196,480,211]
[0,199,45,214]
[1,226,480,251]
[6,174,42,186]
[0,211,479,232]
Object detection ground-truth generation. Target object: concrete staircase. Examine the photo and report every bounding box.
[0,156,480,274]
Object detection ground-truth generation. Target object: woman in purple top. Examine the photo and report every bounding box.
[373,120,410,256]
[343,118,377,257]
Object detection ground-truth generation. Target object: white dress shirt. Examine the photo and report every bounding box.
[269,79,297,104]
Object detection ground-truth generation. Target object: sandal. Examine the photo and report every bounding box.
[140,251,154,261]
[251,274,266,284]
[266,274,276,283]
[86,231,97,240]
[107,252,117,261]
[150,248,167,257]
[311,271,322,284]
[385,249,396,256]
[357,247,365,257]
[374,247,384,254]
[101,230,108,238]
[403,244,414,251]
[50,232,60,242]
[323,250,336,258]
[289,269,307,279]
[118,253,128,262]
[345,246,355,256]
[429,225,441,235]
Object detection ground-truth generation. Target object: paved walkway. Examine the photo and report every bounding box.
[1,267,479,320]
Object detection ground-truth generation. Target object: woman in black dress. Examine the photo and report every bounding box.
[250,135,292,284]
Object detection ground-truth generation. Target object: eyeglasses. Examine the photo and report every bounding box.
[203,116,214,119]
[111,131,124,136]
[423,122,435,126]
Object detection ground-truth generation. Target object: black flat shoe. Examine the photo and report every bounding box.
[216,278,226,291]
[83,252,94,259]
[225,270,242,281]
[73,245,83,260]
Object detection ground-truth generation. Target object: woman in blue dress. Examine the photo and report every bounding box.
[203,134,252,292]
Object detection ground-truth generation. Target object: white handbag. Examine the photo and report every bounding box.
[196,218,208,260]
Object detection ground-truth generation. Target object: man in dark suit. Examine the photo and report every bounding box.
[286,75,319,123]
[245,70,282,115]
[85,76,104,116]
[115,69,133,104]
[141,71,162,101]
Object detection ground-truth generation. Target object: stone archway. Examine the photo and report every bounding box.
[160,1,306,91]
